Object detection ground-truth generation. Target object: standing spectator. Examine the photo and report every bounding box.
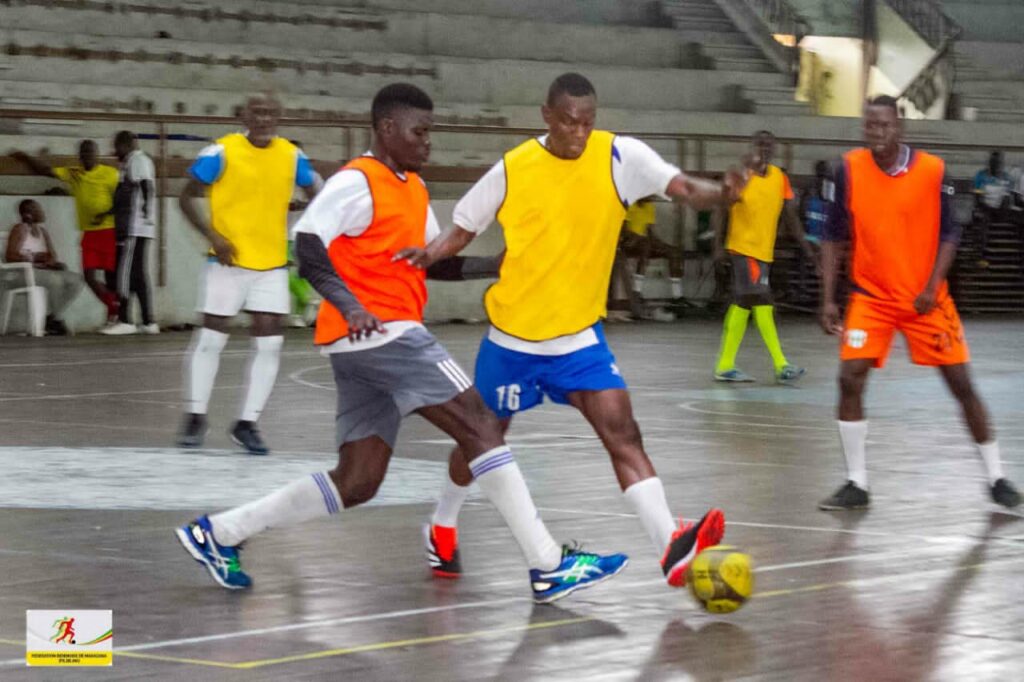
[176,93,319,455]
[972,150,1012,268]
[11,141,120,327]
[102,131,158,335]
[712,131,816,384]
[3,200,84,335]
[800,160,833,245]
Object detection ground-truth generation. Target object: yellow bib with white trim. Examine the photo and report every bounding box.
[208,133,297,270]
[488,130,626,341]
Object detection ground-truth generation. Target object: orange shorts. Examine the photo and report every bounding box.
[840,293,969,368]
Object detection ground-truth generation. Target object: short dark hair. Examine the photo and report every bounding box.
[114,130,136,147]
[753,129,775,141]
[18,199,34,214]
[547,73,596,105]
[371,83,433,128]
[867,95,899,115]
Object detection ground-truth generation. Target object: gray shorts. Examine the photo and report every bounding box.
[329,327,472,449]
[730,254,772,300]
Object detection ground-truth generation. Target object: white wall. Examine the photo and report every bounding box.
[0,196,505,333]
[874,2,936,93]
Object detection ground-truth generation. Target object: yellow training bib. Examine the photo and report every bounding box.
[488,130,627,341]
[208,134,298,270]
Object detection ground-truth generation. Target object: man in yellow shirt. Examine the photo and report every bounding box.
[12,141,120,324]
[713,130,816,384]
[177,93,318,455]
[617,196,685,314]
[399,73,745,592]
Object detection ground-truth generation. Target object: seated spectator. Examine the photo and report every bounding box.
[616,197,684,320]
[3,200,84,335]
[973,151,1013,268]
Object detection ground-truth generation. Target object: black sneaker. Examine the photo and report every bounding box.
[818,481,870,511]
[991,478,1022,508]
[230,420,269,456]
[176,413,207,448]
[45,318,68,336]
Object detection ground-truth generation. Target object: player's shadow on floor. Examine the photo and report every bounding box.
[634,619,757,681]
[494,603,624,679]
[818,511,1002,682]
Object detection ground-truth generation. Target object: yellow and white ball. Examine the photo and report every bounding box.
[685,545,754,614]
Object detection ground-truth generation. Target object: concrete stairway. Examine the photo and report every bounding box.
[954,221,1024,313]
[661,0,811,115]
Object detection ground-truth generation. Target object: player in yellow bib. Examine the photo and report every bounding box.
[177,93,318,454]
[712,131,817,383]
[398,73,745,589]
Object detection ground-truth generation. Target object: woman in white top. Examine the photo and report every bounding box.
[4,200,84,335]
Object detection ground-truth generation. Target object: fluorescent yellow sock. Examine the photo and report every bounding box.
[715,305,750,373]
[752,305,788,372]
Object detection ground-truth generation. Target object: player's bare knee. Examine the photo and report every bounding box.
[601,414,643,450]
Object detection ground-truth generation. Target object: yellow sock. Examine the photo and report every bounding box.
[715,305,750,373]
[752,305,788,371]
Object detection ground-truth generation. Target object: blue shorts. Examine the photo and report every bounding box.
[474,324,628,418]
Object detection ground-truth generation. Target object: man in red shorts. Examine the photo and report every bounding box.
[818,95,1020,510]
[12,141,120,325]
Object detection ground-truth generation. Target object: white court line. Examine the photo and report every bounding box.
[2,539,1014,665]
[0,384,244,403]
[288,364,333,392]
[0,349,315,370]
[523,504,1024,546]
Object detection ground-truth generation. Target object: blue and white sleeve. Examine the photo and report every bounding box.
[188,144,225,185]
[295,150,316,188]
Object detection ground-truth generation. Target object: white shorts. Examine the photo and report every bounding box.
[199,261,289,316]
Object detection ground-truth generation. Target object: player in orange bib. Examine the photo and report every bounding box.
[818,96,1020,510]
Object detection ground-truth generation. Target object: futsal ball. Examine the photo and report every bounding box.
[685,545,754,614]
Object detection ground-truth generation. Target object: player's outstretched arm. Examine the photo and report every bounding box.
[425,251,504,281]
[664,168,746,211]
[394,225,477,270]
[295,232,384,339]
[9,150,56,178]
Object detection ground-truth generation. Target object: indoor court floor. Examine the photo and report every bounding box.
[0,318,1021,680]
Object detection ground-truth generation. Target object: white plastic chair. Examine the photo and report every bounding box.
[0,232,48,337]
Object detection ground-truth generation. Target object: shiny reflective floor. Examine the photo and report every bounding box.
[0,318,1022,680]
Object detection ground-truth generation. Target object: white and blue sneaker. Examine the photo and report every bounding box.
[174,515,252,590]
[530,544,628,604]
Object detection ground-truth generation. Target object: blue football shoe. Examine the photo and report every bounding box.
[530,544,628,604]
[175,515,252,590]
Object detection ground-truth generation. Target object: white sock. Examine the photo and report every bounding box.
[669,277,683,298]
[240,335,283,422]
[469,446,562,570]
[210,472,341,546]
[623,477,676,556]
[632,273,646,294]
[838,420,869,489]
[186,327,228,414]
[977,441,1004,485]
[432,475,472,528]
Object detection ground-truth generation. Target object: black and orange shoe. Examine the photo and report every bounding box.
[424,524,462,578]
[660,509,725,587]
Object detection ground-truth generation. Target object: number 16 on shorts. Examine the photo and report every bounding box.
[496,384,521,411]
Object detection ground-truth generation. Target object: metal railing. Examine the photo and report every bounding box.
[889,0,962,117]
[4,108,1024,284]
[885,0,962,49]
[738,0,812,77]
